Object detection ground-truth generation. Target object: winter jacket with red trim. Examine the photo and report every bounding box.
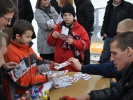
[4,40,54,100]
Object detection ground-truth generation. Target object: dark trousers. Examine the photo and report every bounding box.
[83,49,90,64]
[40,53,54,61]
[83,32,93,64]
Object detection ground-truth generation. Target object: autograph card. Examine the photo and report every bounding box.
[46,19,54,26]
[61,26,69,36]
[54,61,70,70]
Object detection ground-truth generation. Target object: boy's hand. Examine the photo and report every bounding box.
[47,74,52,81]
[52,31,59,38]
[66,37,73,44]
[53,62,60,70]
[68,57,82,71]
[54,62,59,66]
[59,34,67,40]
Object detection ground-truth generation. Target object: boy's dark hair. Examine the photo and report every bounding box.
[0,0,17,16]
[0,32,8,47]
[110,31,133,51]
[12,20,34,40]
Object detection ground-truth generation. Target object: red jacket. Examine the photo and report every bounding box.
[4,40,54,100]
[47,20,90,71]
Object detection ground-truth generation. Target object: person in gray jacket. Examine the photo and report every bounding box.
[35,0,59,61]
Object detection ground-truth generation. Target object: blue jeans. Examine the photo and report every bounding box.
[101,37,112,63]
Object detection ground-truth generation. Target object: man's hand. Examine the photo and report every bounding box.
[68,57,82,71]
[74,94,90,100]
[3,62,17,70]
[103,33,107,38]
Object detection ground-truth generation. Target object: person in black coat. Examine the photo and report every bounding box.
[74,0,94,65]
[100,0,133,63]
[50,0,61,14]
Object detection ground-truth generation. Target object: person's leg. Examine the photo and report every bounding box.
[83,49,90,64]
[101,37,111,63]
[83,32,93,64]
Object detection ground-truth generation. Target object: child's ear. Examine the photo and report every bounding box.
[16,34,20,39]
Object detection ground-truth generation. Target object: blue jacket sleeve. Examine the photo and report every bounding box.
[81,62,118,77]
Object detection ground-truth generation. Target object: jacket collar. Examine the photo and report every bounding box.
[59,19,81,30]
[122,61,133,86]
[10,40,33,49]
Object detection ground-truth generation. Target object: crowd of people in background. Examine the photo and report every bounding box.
[0,0,133,100]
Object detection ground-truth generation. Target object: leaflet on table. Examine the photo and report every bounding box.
[73,72,91,80]
[46,19,54,26]
[54,61,70,70]
[52,75,72,88]
[8,60,28,82]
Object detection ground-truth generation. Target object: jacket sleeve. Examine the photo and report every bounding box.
[89,80,122,100]
[100,5,108,36]
[35,9,50,31]
[36,59,55,73]
[72,27,90,51]
[81,3,94,32]
[24,0,34,23]
[0,65,7,79]
[47,26,60,46]
[4,50,48,87]
[128,3,133,19]
[81,62,117,77]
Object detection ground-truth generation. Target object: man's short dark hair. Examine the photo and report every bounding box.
[0,32,8,47]
[110,31,133,51]
[12,20,34,40]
